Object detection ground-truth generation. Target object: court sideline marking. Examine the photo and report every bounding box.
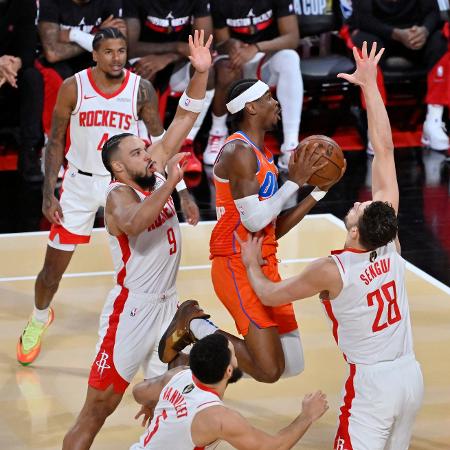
[0,214,449,295]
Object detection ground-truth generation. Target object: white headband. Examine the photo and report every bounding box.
[226,80,270,114]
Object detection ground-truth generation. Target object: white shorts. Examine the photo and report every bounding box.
[48,162,110,249]
[88,285,178,394]
[334,354,424,450]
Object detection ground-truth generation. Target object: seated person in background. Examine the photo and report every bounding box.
[0,0,44,182]
[38,0,125,78]
[124,0,215,174]
[206,0,303,170]
[131,333,329,450]
[350,0,449,152]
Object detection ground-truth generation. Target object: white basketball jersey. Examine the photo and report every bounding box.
[67,68,141,175]
[105,174,181,294]
[134,369,222,450]
[322,241,414,365]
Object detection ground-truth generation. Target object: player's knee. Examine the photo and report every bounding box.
[255,363,284,383]
[276,48,300,64]
[38,266,63,289]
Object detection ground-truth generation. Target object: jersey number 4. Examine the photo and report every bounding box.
[143,409,167,446]
[97,133,109,151]
[367,280,401,332]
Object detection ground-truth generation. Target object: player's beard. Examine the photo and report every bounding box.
[227,366,243,385]
[134,173,156,191]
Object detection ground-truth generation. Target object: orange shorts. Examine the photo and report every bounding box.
[211,254,298,336]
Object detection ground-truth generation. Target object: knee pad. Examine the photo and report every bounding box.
[280,329,305,378]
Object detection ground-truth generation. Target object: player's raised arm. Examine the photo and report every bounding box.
[337,42,399,214]
[149,30,212,171]
[236,234,342,306]
[192,392,328,450]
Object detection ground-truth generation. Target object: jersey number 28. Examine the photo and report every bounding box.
[367,280,401,332]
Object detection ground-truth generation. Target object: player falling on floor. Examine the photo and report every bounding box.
[16,27,199,366]
[237,42,424,450]
[62,30,212,450]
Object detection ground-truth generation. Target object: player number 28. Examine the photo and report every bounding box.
[167,227,177,255]
[366,280,402,332]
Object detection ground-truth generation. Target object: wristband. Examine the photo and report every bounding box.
[150,129,166,144]
[176,178,187,192]
[179,91,205,113]
[310,187,327,201]
[69,28,94,52]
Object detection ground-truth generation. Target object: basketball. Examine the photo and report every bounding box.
[298,135,345,187]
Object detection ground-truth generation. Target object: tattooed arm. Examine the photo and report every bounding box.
[39,22,85,63]
[42,78,77,224]
[137,78,164,139]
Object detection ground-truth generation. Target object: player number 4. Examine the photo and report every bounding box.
[367,280,402,332]
[143,409,167,446]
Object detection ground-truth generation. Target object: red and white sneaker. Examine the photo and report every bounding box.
[180,139,202,174]
[204,133,227,166]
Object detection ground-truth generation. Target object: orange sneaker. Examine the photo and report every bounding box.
[17,308,54,366]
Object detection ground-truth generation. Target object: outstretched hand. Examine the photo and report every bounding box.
[188,29,213,74]
[337,41,384,87]
[234,232,267,268]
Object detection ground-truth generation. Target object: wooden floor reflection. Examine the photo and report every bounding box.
[1,215,449,450]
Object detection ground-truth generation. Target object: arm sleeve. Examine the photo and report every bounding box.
[275,0,296,18]
[38,0,60,24]
[193,0,212,18]
[123,0,140,19]
[353,0,394,40]
[420,0,442,34]
[211,0,227,29]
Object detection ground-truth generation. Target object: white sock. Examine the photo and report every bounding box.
[189,318,219,340]
[210,113,228,136]
[33,307,49,324]
[187,89,215,141]
[426,104,444,122]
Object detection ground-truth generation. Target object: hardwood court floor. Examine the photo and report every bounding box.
[1,215,449,450]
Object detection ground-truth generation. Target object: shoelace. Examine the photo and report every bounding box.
[22,318,46,350]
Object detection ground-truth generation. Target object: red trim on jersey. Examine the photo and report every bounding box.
[334,254,346,274]
[73,72,83,115]
[88,286,130,394]
[192,376,221,399]
[131,74,139,120]
[116,234,131,286]
[323,299,339,345]
[331,247,367,255]
[87,68,131,99]
[65,122,71,156]
[334,364,356,450]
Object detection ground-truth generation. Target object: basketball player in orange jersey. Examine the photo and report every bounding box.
[16,27,199,366]
[158,81,344,383]
[62,30,213,450]
[238,42,424,450]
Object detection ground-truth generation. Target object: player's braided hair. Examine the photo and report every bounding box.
[101,133,134,177]
[93,27,126,51]
[358,201,398,250]
[226,78,259,131]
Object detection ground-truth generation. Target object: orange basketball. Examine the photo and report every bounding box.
[298,135,345,186]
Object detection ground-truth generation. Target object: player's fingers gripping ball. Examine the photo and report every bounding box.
[297,135,345,186]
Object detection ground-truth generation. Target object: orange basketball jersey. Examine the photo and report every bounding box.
[210,131,279,258]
